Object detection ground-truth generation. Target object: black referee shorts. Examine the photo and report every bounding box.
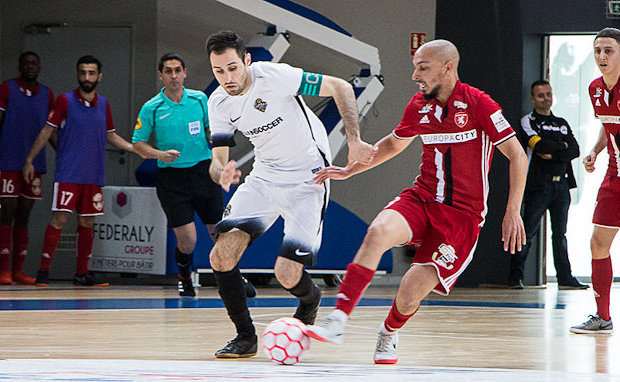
[156,159,224,228]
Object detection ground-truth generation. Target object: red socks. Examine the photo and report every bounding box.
[384,300,417,332]
[38,225,94,275]
[12,227,28,273]
[335,263,375,315]
[40,225,61,271]
[0,226,12,273]
[76,226,94,275]
[592,257,613,321]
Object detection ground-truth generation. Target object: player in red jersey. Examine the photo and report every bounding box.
[308,39,528,364]
[570,28,620,334]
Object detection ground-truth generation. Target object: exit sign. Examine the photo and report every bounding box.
[609,1,620,16]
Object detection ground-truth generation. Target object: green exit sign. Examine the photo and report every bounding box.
[610,1,620,15]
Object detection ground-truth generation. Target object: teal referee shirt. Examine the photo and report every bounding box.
[132,87,212,168]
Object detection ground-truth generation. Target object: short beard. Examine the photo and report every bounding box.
[225,86,243,96]
[422,85,440,100]
[79,80,98,93]
[227,69,251,96]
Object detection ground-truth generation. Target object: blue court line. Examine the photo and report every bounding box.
[0,297,566,311]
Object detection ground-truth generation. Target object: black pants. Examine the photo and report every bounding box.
[156,160,223,228]
[509,178,574,284]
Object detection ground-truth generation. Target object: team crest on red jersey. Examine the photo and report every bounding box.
[454,112,468,128]
[616,99,620,111]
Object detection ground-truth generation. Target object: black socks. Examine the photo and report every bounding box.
[174,248,193,278]
[286,270,319,304]
[213,266,255,337]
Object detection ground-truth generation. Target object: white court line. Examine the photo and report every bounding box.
[0,359,615,382]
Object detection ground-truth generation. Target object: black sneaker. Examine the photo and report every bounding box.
[35,269,49,286]
[178,274,195,297]
[294,284,321,325]
[242,277,257,298]
[558,277,589,290]
[73,271,109,286]
[214,334,258,358]
[509,279,524,290]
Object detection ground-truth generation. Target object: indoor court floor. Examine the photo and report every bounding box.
[0,279,619,381]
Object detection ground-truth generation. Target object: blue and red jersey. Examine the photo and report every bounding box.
[0,78,54,173]
[46,89,114,185]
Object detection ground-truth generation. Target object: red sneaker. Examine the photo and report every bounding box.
[0,271,13,285]
[12,272,35,285]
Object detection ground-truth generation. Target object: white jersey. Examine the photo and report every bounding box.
[208,61,332,184]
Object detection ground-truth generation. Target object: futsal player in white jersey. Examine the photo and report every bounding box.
[205,30,375,358]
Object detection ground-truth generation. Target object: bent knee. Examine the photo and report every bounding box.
[209,246,236,271]
[366,221,391,241]
[590,237,612,258]
[364,220,406,248]
[209,231,249,271]
[274,258,303,288]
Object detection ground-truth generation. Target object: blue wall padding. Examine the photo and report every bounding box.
[166,186,392,274]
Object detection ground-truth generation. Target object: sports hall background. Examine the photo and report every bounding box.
[0,0,615,287]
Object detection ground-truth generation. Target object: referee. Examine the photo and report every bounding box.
[132,53,223,297]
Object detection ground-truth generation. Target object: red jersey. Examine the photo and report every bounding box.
[393,81,515,224]
[588,77,620,178]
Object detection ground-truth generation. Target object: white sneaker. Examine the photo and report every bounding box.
[306,310,346,344]
[373,325,398,364]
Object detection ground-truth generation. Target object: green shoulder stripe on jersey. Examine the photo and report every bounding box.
[298,72,323,96]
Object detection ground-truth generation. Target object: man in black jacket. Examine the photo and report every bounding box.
[509,80,588,290]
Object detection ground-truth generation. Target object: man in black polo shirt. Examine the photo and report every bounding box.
[508,80,587,290]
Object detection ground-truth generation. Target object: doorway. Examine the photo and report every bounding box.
[546,34,620,279]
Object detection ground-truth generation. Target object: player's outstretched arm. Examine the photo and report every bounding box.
[314,133,411,184]
[583,125,607,173]
[319,75,376,164]
[210,146,241,192]
[23,124,55,182]
[496,136,528,254]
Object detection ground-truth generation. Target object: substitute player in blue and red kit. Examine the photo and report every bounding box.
[0,51,55,285]
[23,55,136,287]
[309,39,528,364]
[570,27,620,334]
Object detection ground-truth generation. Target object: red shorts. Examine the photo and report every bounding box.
[384,187,481,295]
[52,182,104,216]
[0,170,43,199]
[593,175,620,228]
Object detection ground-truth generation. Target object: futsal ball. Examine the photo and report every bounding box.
[262,317,310,365]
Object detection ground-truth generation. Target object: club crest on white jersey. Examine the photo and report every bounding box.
[254,98,267,112]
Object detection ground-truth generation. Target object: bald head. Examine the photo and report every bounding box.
[417,40,460,68]
[412,39,460,103]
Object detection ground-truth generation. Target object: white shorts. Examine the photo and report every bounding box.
[214,176,329,266]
